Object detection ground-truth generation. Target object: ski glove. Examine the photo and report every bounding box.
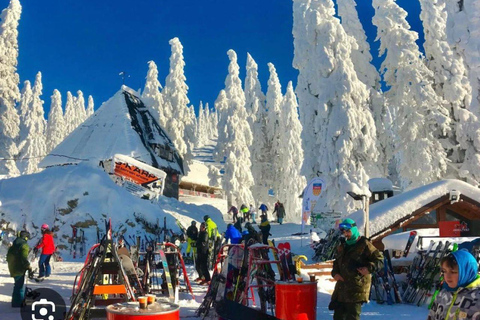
[33,248,38,255]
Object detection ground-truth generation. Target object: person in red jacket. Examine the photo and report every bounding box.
[34,224,55,279]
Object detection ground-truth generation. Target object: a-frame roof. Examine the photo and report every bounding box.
[39,86,184,174]
[346,179,480,240]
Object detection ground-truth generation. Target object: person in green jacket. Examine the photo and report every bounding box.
[6,230,34,307]
[330,219,383,320]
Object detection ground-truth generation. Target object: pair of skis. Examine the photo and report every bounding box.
[277,242,296,280]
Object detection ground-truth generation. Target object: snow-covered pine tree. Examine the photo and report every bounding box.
[265,63,284,198]
[142,60,168,129]
[420,0,480,185]
[337,0,389,175]
[17,72,46,174]
[46,89,65,153]
[17,80,33,144]
[210,105,218,138]
[163,38,191,169]
[372,0,450,190]
[63,91,76,135]
[86,95,94,118]
[219,50,254,206]
[445,0,480,117]
[276,81,306,222]
[293,0,379,214]
[244,53,269,203]
[214,89,229,163]
[74,90,87,126]
[0,0,21,177]
[196,101,207,147]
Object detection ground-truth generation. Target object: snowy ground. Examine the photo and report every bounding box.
[0,221,430,320]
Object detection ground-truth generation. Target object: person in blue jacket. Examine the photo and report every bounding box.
[224,224,242,244]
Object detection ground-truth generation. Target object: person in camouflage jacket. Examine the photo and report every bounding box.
[330,218,384,320]
[428,250,480,320]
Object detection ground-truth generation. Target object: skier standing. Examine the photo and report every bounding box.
[330,218,383,320]
[6,231,34,307]
[272,201,280,222]
[227,205,239,223]
[186,221,198,259]
[224,224,242,244]
[428,250,480,320]
[234,217,243,233]
[259,203,268,219]
[34,224,55,280]
[277,202,286,225]
[259,215,271,245]
[195,222,211,285]
[240,204,250,222]
[249,204,257,224]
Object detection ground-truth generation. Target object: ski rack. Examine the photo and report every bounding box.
[242,244,282,313]
[65,233,136,320]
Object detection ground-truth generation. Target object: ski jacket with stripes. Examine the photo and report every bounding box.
[331,236,384,303]
[36,232,55,255]
[428,277,480,320]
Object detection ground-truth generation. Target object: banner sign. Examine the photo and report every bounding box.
[302,177,325,232]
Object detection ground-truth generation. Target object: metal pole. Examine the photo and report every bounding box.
[364,196,370,238]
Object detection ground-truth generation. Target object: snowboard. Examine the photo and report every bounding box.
[159,249,175,300]
[277,243,291,280]
[284,242,296,279]
[223,245,244,302]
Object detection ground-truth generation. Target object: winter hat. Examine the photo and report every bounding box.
[340,218,360,245]
[41,223,49,230]
[443,250,479,291]
[19,230,30,240]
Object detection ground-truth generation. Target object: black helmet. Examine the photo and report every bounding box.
[203,215,210,222]
[19,230,30,240]
[245,222,252,230]
[191,221,197,226]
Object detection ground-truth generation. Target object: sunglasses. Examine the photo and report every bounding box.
[339,222,356,232]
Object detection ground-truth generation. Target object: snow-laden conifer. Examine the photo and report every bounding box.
[17,80,32,144]
[293,0,379,214]
[142,60,168,128]
[218,50,254,206]
[163,38,190,164]
[275,82,306,222]
[373,0,450,190]
[0,0,21,177]
[86,95,94,118]
[244,53,269,202]
[445,0,480,117]
[196,101,207,147]
[74,90,87,126]
[63,91,76,135]
[420,0,479,185]
[46,89,65,152]
[17,72,46,174]
[266,63,283,187]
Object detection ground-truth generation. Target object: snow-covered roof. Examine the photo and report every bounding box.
[39,86,184,174]
[368,178,393,192]
[180,160,221,189]
[347,179,480,239]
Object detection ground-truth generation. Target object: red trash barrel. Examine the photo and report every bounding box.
[275,281,317,320]
[106,301,180,320]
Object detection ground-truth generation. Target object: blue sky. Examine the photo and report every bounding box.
[3,0,421,116]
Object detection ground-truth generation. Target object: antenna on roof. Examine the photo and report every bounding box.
[119,71,130,85]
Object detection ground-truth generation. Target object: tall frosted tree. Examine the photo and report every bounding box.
[420,0,480,185]
[86,95,94,118]
[275,82,306,222]
[293,0,379,214]
[74,90,87,126]
[218,50,254,206]
[63,91,76,135]
[373,0,450,190]
[265,63,283,187]
[163,37,191,168]
[445,0,480,117]
[17,80,32,144]
[46,89,65,152]
[244,53,269,202]
[196,101,208,147]
[142,60,168,129]
[17,72,46,174]
[0,0,21,177]
[214,89,229,162]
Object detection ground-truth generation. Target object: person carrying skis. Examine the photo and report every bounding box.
[277,202,286,225]
[330,218,383,320]
[34,224,55,280]
[259,203,268,219]
[427,250,480,320]
[186,221,198,258]
[6,230,34,307]
[195,222,211,285]
[259,215,271,245]
[224,224,242,244]
[228,205,239,223]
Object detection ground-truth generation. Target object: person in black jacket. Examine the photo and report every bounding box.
[259,215,271,244]
[195,222,211,284]
[186,221,198,259]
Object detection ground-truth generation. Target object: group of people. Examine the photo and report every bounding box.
[6,224,55,307]
[228,201,286,226]
[329,218,480,320]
